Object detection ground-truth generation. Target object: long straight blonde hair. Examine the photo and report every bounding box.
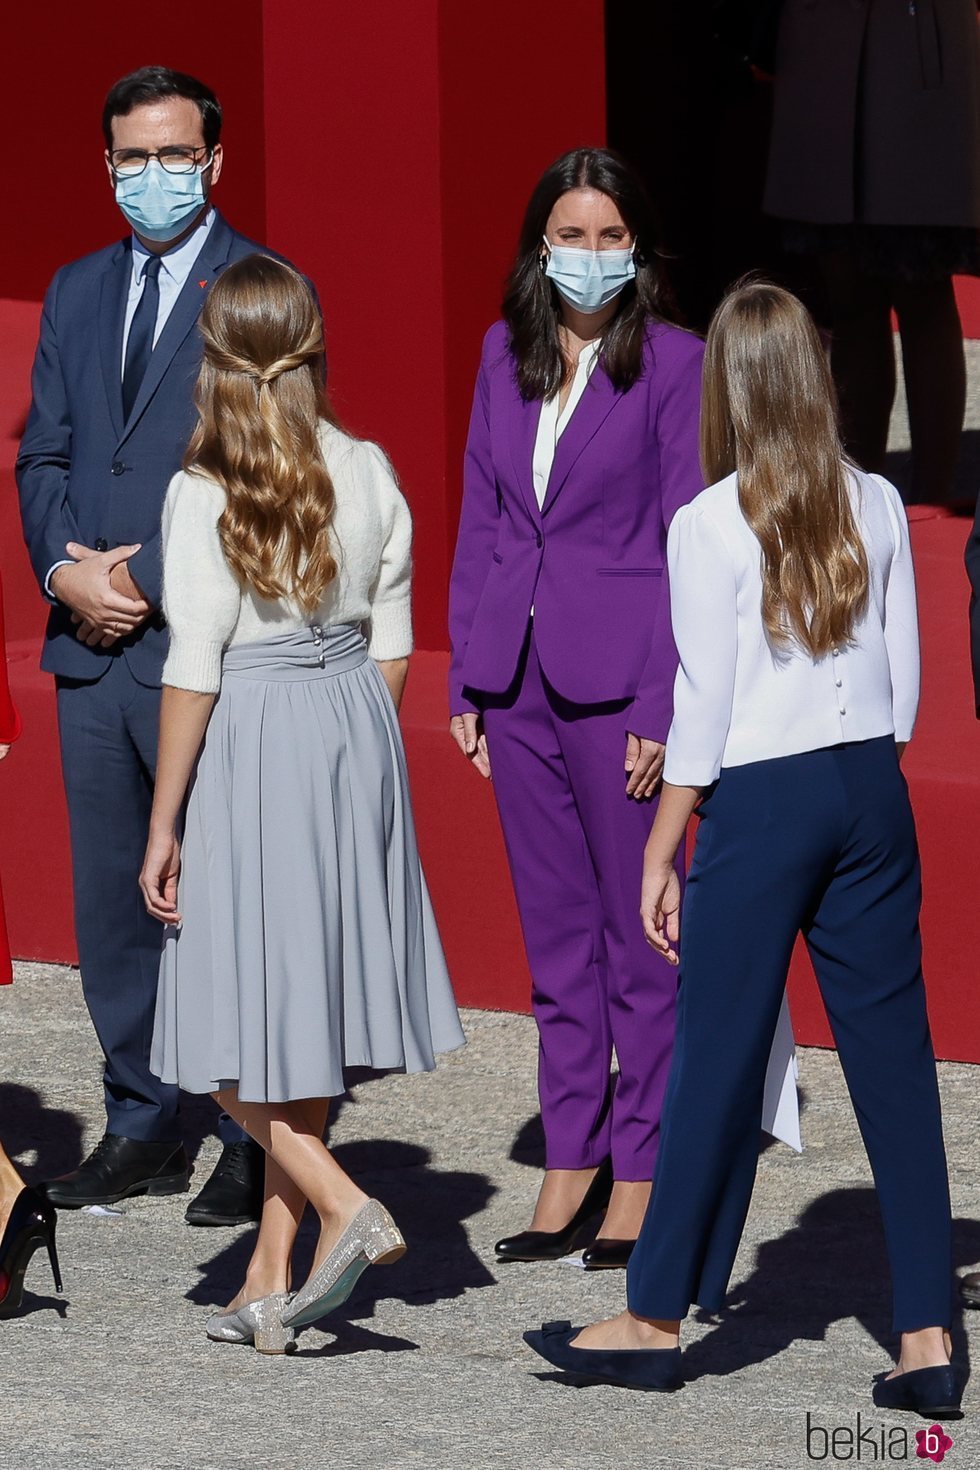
[700,280,869,657]
[184,253,338,616]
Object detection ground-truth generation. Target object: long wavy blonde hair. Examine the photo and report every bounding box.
[185,253,337,615]
[700,280,869,657]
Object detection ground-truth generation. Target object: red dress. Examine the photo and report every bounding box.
[0,572,22,984]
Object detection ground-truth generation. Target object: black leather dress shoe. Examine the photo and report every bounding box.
[523,1320,684,1392]
[495,1160,613,1262]
[581,1237,635,1270]
[185,1141,264,1226]
[872,1364,962,1420]
[42,1134,190,1208]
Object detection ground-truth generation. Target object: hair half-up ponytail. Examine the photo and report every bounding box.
[184,254,338,617]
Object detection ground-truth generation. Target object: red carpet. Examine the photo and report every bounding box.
[1,299,978,1059]
[957,276,980,340]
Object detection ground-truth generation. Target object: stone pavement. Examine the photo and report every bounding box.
[1,961,977,1470]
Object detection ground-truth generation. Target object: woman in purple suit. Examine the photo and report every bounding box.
[448,149,704,1267]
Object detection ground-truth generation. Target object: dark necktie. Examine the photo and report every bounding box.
[122,254,163,421]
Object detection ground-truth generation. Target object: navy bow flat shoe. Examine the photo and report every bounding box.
[523,1320,683,1392]
[872,1365,963,1420]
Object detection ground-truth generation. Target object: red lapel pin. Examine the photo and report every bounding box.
[198,279,208,289]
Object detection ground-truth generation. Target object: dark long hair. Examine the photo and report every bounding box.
[103,66,222,150]
[502,147,675,400]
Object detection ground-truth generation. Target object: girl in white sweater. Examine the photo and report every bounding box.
[140,254,464,1354]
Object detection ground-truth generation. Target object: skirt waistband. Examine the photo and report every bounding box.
[222,624,368,681]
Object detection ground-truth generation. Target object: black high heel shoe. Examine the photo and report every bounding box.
[0,1187,63,1318]
[495,1160,612,1262]
[581,1237,635,1270]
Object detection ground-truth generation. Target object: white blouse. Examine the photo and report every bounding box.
[663,467,919,788]
[161,422,413,695]
[531,339,600,507]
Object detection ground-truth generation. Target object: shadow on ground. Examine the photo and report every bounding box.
[0,1082,85,1183]
[680,1187,980,1388]
[187,1137,497,1356]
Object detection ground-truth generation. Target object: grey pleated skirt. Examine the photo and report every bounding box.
[150,624,465,1102]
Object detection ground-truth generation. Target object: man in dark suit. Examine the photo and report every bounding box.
[16,66,289,1222]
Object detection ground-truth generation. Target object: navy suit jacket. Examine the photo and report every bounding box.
[16,212,294,685]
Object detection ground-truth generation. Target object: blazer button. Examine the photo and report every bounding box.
[535,532,543,548]
[95,538,109,553]
[111,461,125,476]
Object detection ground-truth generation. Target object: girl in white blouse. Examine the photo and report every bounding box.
[139,255,463,1354]
[524,282,958,1420]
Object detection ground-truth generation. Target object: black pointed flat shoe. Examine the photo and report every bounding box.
[523,1320,683,1392]
[581,1238,635,1270]
[872,1365,963,1420]
[495,1160,612,1263]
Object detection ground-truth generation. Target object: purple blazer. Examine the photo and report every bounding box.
[448,318,705,741]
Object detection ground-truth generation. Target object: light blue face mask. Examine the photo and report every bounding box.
[543,236,637,314]
[114,159,210,243]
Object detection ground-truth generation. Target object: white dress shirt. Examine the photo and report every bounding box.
[663,467,919,788]
[531,338,600,507]
[45,209,217,598]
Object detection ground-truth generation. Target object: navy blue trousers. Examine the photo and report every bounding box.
[626,737,952,1333]
[57,656,244,1147]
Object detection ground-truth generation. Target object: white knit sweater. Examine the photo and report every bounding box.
[161,422,413,694]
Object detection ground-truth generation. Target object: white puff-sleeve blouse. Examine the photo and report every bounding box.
[663,467,920,788]
[161,423,413,695]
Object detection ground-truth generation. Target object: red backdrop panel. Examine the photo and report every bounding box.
[0,1,267,303]
[262,0,606,652]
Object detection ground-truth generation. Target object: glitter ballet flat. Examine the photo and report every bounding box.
[206,1291,296,1355]
[282,1199,406,1330]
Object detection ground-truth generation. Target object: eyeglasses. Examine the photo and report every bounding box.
[109,146,212,177]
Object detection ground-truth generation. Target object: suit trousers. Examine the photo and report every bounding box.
[626,737,953,1332]
[482,627,679,1179]
[57,655,244,1146]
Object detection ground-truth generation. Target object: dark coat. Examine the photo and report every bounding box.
[764,0,980,227]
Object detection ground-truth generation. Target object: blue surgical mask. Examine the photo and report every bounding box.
[114,159,210,243]
[543,236,637,314]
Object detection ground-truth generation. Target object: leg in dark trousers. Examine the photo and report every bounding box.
[804,741,952,1332]
[627,752,830,1320]
[892,276,966,506]
[57,660,180,1143]
[627,740,951,1330]
[820,251,895,474]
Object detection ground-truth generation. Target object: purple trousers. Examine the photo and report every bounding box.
[482,628,679,1180]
